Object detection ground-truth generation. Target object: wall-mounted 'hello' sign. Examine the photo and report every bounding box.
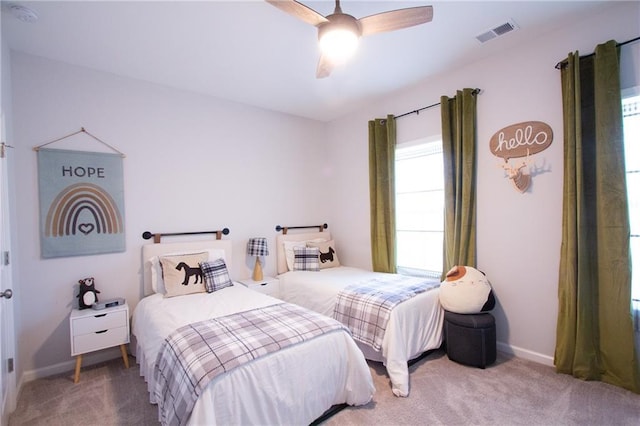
[490,121,553,193]
[490,121,553,160]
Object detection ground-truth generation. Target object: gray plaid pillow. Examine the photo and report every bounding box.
[293,246,320,271]
[200,258,233,292]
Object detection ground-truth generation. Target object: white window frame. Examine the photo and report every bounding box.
[622,86,639,303]
[395,136,444,279]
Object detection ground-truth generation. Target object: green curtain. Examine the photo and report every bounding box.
[555,40,640,393]
[368,115,397,273]
[440,88,478,278]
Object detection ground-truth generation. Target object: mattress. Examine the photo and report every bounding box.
[279,266,444,397]
[132,283,375,425]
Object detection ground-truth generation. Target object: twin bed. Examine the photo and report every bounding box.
[275,229,444,397]
[132,225,444,424]
[132,236,374,425]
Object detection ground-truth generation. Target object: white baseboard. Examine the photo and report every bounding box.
[497,340,555,366]
[21,346,124,383]
[21,341,555,382]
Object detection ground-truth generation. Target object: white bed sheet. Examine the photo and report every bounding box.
[132,283,375,425]
[278,266,444,397]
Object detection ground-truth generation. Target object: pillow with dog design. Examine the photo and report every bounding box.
[306,240,340,269]
[159,252,208,298]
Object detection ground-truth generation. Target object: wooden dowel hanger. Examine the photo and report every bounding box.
[275,223,328,235]
[142,228,231,243]
[33,127,126,157]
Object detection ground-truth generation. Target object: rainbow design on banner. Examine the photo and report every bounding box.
[38,148,125,257]
[44,182,123,237]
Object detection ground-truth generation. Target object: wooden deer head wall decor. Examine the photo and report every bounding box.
[489,121,553,194]
[499,153,533,193]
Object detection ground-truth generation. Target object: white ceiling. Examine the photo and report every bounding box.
[1,0,613,122]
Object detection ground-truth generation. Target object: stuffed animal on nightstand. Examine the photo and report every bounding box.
[77,277,100,310]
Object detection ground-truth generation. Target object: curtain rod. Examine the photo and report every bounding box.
[554,35,640,69]
[394,88,482,119]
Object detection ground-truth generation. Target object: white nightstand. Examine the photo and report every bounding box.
[70,302,130,383]
[238,277,280,298]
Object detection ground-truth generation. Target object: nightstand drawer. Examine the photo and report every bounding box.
[72,310,127,336]
[72,325,129,355]
[238,277,280,298]
[254,281,278,297]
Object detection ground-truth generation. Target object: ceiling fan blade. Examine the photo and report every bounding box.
[265,0,328,27]
[316,55,334,79]
[359,6,433,36]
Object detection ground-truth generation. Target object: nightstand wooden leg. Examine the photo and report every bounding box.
[120,344,129,369]
[74,355,82,384]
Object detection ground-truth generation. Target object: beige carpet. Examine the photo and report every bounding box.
[9,350,640,425]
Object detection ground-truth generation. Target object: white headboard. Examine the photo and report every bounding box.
[276,231,332,275]
[141,239,233,296]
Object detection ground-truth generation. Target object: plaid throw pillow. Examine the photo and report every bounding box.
[200,258,233,293]
[293,246,320,271]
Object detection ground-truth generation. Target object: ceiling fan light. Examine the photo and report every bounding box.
[319,28,359,64]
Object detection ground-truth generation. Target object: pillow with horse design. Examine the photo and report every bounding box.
[306,240,340,269]
[159,252,208,298]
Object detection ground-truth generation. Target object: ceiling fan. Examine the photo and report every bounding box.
[266,0,433,78]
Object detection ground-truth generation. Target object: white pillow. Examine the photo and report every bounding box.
[283,238,326,272]
[148,249,226,294]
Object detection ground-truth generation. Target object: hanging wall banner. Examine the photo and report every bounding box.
[38,148,125,258]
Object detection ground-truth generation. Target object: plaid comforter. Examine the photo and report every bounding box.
[153,302,348,426]
[333,275,440,351]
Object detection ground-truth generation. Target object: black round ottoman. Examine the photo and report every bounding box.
[443,310,496,368]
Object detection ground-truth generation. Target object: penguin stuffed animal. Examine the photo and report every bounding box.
[77,277,100,310]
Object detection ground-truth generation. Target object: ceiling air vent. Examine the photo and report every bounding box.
[476,19,519,43]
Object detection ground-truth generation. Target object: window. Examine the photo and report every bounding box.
[395,139,444,279]
[623,91,639,301]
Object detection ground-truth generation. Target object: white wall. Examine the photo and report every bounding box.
[8,0,639,385]
[326,1,640,365]
[10,52,330,380]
